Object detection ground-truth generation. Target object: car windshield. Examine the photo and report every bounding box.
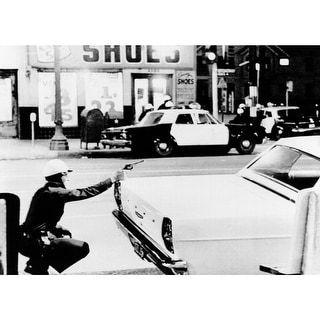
[247,145,320,190]
[140,112,164,126]
[277,109,301,120]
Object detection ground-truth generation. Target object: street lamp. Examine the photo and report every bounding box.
[205,47,218,119]
[49,45,69,150]
[255,62,260,104]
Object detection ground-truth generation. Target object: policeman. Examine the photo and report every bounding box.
[157,94,172,110]
[138,103,154,121]
[19,159,126,275]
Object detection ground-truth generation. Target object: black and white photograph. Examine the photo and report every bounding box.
[1,1,320,319]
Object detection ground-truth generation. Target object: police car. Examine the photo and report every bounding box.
[100,109,265,157]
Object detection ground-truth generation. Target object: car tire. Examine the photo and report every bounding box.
[153,138,175,157]
[236,134,256,154]
[270,125,282,140]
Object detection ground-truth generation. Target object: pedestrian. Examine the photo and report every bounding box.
[138,103,154,121]
[18,159,126,275]
[158,94,172,110]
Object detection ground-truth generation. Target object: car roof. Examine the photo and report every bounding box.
[276,136,320,158]
[261,106,299,111]
[150,108,208,114]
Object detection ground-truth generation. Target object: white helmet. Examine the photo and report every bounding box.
[189,102,201,109]
[163,94,171,102]
[165,101,174,108]
[145,103,154,110]
[43,159,72,178]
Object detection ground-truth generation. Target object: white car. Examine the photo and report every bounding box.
[112,136,320,274]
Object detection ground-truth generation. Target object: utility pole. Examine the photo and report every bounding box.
[205,46,218,118]
[249,46,258,106]
[211,61,218,119]
[49,45,69,150]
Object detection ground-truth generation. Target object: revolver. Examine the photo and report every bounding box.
[122,160,144,170]
[114,160,144,210]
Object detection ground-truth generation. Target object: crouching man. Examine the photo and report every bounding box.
[19,159,125,275]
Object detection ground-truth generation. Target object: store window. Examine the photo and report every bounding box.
[0,78,12,121]
[133,74,172,122]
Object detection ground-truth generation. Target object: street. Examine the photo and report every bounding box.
[0,149,262,274]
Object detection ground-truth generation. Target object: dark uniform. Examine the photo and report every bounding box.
[138,109,152,121]
[19,178,113,274]
[158,103,170,110]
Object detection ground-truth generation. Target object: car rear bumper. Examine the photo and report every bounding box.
[112,209,188,275]
[100,139,132,148]
[291,127,320,134]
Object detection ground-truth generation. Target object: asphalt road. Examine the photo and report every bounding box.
[0,146,269,274]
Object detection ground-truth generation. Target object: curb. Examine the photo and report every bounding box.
[0,147,133,161]
[57,148,133,159]
[0,140,274,161]
[0,152,58,161]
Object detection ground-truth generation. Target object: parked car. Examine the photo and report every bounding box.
[259,106,320,140]
[100,109,265,156]
[112,136,320,274]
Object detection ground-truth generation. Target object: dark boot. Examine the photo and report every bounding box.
[24,259,49,275]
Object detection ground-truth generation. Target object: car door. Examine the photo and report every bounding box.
[170,113,199,146]
[170,112,229,146]
[193,112,229,145]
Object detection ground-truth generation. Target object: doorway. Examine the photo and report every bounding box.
[133,74,173,122]
[0,70,18,138]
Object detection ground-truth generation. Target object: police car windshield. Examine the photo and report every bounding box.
[140,112,164,126]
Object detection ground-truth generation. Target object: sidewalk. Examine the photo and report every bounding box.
[0,138,131,160]
[0,137,274,161]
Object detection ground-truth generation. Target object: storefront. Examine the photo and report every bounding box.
[0,46,25,139]
[17,45,196,139]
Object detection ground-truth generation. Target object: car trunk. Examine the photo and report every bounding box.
[120,175,295,255]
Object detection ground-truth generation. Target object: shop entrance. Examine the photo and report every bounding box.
[0,70,18,138]
[133,74,173,122]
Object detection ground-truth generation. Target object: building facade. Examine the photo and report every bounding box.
[1,45,320,139]
[197,45,320,117]
[0,45,196,139]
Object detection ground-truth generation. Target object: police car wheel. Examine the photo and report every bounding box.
[270,125,282,140]
[153,138,174,157]
[236,134,256,155]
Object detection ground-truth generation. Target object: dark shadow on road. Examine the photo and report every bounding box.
[85,146,242,160]
[67,268,163,275]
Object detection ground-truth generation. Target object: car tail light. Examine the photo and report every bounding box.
[162,217,174,253]
[120,131,127,139]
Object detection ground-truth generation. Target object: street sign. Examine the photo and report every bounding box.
[218,78,227,89]
[287,81,293,92]
[30,112,36,122]
[217,69,235,76]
